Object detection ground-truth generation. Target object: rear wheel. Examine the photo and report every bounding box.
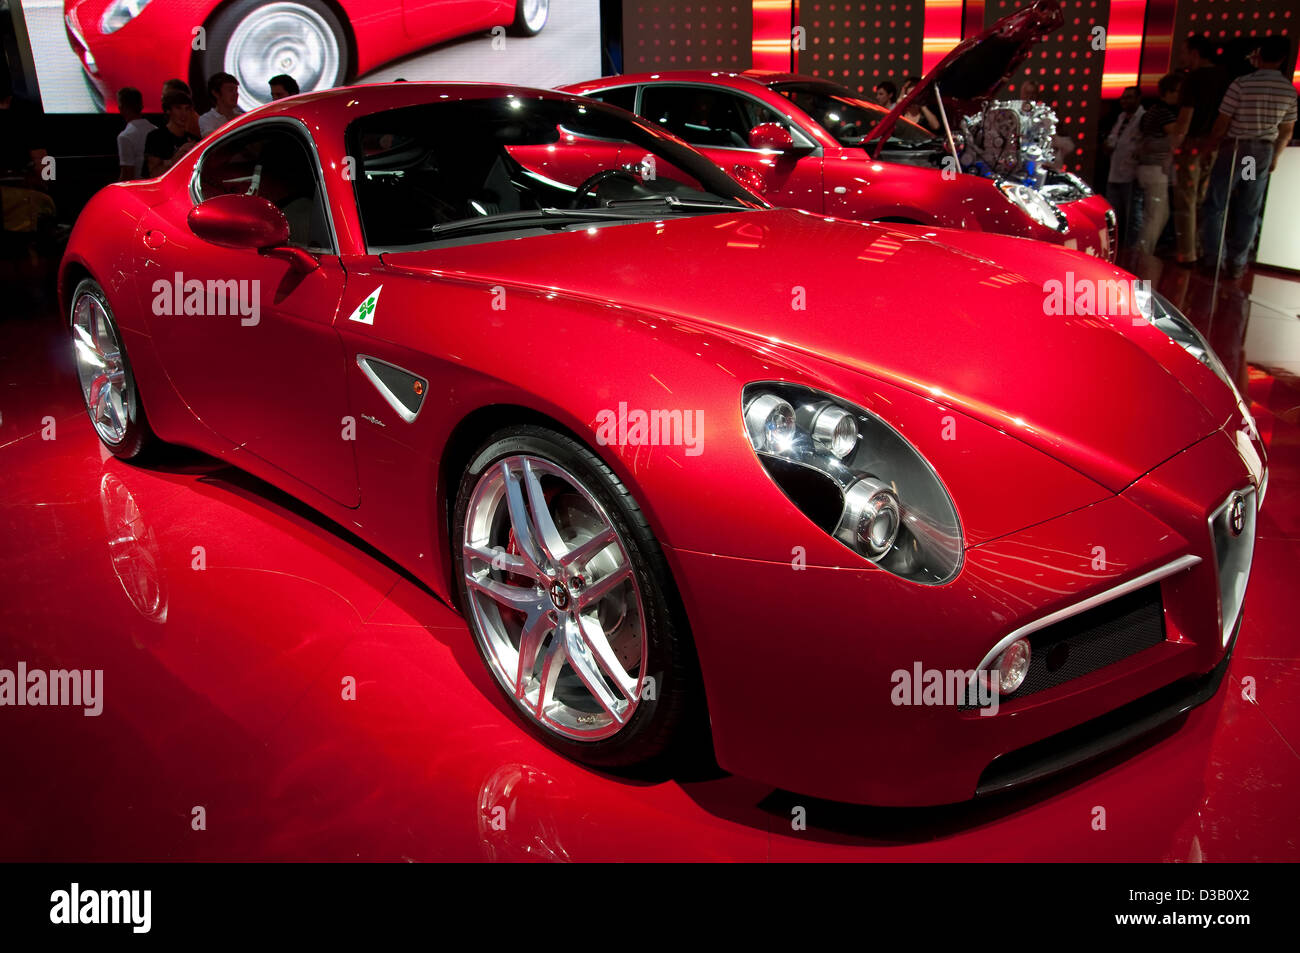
[509,0,549,36]
[70,278,158,460]
[452,425,692,768]
[204,0,348,111]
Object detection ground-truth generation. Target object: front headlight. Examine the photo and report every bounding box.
[100,0,152,35]
[1138,290,1240,399]
[742,383,962,584]
[998,179,1065,232]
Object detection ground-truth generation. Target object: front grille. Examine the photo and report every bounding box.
[962,583,1165,708]
[1209,487,1257,646]
[1104,208,1118,260]
[977,620,1239,796]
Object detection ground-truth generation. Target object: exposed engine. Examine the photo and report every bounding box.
[957,99,1058,188]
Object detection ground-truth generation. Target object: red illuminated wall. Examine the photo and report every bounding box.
[1166,0,1297,89]
[621,3,754,70]
[796,1,927,93]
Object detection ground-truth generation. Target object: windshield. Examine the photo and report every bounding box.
[771,82,937,148]
[347,95,765,251]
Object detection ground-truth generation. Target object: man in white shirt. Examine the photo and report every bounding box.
[1200,35,1298,278]
[115,87,156,180]
[198,72,243,137]
[1103,86,1144,248]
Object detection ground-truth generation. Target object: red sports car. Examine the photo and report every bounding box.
[63,0,549,111]
[59,82,1264,806]
[563,0,1117,260]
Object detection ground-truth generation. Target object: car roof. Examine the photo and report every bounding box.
[226,81,597,130]
[563,71,771,92]
[563,70,863,95]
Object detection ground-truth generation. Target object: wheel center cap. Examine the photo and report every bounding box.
[548,581,570,611]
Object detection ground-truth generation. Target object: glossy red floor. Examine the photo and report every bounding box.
[2,254,1298,861]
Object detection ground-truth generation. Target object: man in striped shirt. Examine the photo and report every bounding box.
[1199,35,1298,279]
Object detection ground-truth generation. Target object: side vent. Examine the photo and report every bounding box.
[357,354,428,423]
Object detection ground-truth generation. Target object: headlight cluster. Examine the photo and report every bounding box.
[998,180,1066,232]
[742,383,962,584]
[1137,289,1240,399]
[100,0,152,35]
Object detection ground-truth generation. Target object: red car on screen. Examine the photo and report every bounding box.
[59,82,1263,806]
[63,0,550,111]
[563,0,1117,260]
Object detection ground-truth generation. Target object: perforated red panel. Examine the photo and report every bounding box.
[1172,0,1297,86]
[796,1,926,94]
[622,3,755,71]
[985,0,1111,175]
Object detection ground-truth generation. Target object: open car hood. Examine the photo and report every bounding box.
[863,0,1063,146]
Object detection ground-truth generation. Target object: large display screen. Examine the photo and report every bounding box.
[20,0,601,113]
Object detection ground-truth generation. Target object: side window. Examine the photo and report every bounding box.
[640,86,786,149]
[196,124,332,252]
[587,86,637,113]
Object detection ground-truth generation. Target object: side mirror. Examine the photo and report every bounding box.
[188,193,318,272]
[730,163,767,195]
[748,122,795,153]
[189,193,289,248]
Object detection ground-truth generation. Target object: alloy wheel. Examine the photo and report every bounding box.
[225,2,341,110]
[462,454,647,741]
[519,0,550,33]
[72,291,130,446]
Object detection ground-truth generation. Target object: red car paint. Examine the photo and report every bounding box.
[562,0,1118,259]
[59,82,1263,805]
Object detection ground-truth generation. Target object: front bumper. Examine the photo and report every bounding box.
[64,0,195,113]
[673,424,1260,806]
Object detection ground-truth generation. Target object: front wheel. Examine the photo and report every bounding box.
[205,0,349,111]
[452,425,693,768]
[70,278,158,460]
[508,0,549,36]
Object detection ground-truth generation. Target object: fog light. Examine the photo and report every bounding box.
[993,639,1032,694]
[837,477,900,561]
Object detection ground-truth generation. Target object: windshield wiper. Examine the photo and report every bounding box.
[602,195,749,213]
[422,207,647,241]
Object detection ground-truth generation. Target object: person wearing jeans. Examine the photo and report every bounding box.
[1199,36,1298,279]
[1135,75,1183,255]
[1104,86,1144,247]
[1171,35,1229,265]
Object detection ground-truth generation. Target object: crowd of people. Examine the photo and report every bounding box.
[1,68,302,245]
[1103,34,1297,279]
[115,72,301,181]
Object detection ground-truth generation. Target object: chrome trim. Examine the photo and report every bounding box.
[356,354,426,424]
[1207,486,1257,647]
[188,115,340,256]
[971,554,1202,678]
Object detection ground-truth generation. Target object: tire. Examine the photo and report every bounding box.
[452,424,693,768]
[202,0,349,111]
[69,278,158,460]
[508,0,549,37]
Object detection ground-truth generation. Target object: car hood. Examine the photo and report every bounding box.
[864,0,1062,143]
[381,209,1221,492]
